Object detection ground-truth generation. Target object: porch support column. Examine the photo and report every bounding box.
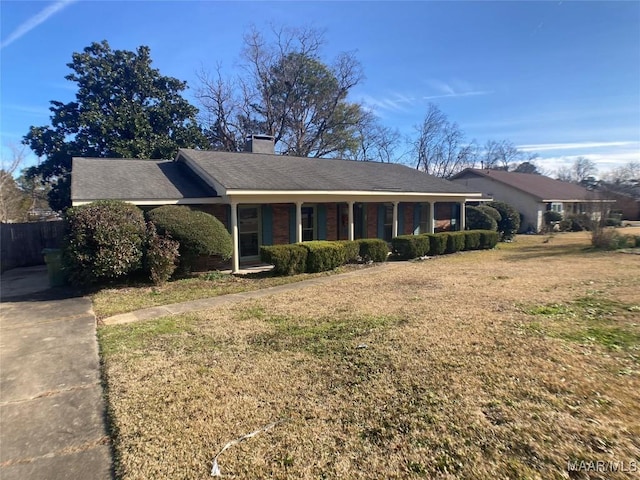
[230,202,239,273]
[392,201,399,238]
[348,201,355,241]
[459,201,466,231]
[429,202,435,234]
[296,201,303,243]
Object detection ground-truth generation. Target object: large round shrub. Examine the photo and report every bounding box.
[147,206,232,271]
[477,205,502,224]
[466,205,497,231]
[63,200,147,285]
[487,201,521,240]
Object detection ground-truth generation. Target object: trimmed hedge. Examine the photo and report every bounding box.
[425,233,447,256]
[392,235,420,260]
[260,244,308,275]
[464,230,481,250]
[446,232,466,254]
[302,241,347,273]
[478,230,499,249]
[390,230,498,260]
[357,239,389,263]
[336,240,360,263]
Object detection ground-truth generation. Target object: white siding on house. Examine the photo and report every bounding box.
[452,175,545,232]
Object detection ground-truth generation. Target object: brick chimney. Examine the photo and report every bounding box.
[244,134,275,154]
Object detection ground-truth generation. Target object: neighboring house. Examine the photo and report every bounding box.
[450,168,614,233]
[600,185,640,221]
[72,135,483,272]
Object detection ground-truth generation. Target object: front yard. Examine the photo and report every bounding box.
[98,231,640,479]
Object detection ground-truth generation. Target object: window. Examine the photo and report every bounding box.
[238,206,260,258]
[302,206,316,241]
[550,203,564,213]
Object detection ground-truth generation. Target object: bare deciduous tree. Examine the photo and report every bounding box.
[197,26,369,158]
[412,104,478,177]
[0,144,28,222]
[557,156,598,184]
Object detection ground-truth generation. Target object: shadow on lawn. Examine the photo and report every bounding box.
[503,242,595,262]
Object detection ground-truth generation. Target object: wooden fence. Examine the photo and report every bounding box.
[0,221,65,272]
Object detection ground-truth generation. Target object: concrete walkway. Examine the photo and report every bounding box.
[0,266,112,480]
[103,262,399,326]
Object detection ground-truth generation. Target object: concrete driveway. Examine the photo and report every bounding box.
[0,266,112,479]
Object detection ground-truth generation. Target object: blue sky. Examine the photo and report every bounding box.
[1,0,639,177]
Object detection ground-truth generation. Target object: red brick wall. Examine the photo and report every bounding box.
[325,203,338,240]
[366,203,379,238]
[272,204,292,245]
[402,203,415,235]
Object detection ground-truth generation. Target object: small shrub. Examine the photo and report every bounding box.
[591,228,622,250]
[464,230,481,250]
[63,200,147,286]
[148,206,232,272]
[260,244,308,275]
[544,211,563,224]
[357,239,388,263]
[144,222,180,285]
[391,235,419,260]
[425,233,447,256]
[635,235,640,248]
[466,206,497,231]
[414,235,431,257]
[336,240,360,263]
[561,214,592,232]
[302,241,347,273]
[487,201,520,240]
[446,232,466,254]
[478,230,499,249]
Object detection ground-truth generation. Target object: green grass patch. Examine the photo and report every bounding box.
[522,296,640,353]
[98,314,216,358]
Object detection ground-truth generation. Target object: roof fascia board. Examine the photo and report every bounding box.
[225,191,479,204]
[72,197,224,207]
[540,199,616,203]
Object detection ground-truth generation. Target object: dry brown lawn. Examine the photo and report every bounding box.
[98,231,640,479]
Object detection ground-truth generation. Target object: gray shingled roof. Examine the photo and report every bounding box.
[71,158,217,201]
[178,149,476,194]
[451,168,597,201]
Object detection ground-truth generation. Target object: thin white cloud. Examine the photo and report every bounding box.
[423,79,492,101]
[360,81,491,114]
[422,90,493,101]
[360,93,416,113]
[518,141,638,152]
[1,0,78,50]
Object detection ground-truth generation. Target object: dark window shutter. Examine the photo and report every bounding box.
[289,205,296,243]
[261,205,273,245]
[377,204,385,239]
[317,204,327,240]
